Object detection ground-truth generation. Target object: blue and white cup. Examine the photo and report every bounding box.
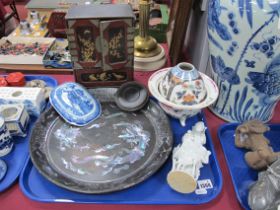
[0,116,13,157]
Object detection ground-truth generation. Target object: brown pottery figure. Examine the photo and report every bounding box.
[235,120,279,170]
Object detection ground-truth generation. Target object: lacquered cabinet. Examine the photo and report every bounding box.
[66,4,135,87]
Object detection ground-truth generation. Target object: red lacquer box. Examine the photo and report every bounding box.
[65,4,135,88]
[47,10,67,38]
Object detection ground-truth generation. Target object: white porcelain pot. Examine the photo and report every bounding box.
[30,11,40,25]
[158,63,207,106]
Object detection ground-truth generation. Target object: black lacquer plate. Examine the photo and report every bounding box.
[29,88,173,194]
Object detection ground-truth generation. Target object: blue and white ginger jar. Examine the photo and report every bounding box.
[208,0,280,122]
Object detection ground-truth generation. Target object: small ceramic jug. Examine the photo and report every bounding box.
[20,20,32,35]
[0,116,13,157]
[159,63,207,106]
[30,11,40,25]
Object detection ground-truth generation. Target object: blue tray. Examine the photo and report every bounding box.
[0,75,57,192]
[19,112,223,204]
[218,123,280,210]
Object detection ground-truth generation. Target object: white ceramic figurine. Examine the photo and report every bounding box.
[167,121,211,193]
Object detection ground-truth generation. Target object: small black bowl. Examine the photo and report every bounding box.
[114,81,149,112]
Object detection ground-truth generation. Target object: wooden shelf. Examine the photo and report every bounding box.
[0,64,73,75]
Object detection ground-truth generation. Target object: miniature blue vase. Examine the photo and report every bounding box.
[208,0,280,122]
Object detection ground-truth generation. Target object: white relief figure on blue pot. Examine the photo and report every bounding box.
[208,0,280,122]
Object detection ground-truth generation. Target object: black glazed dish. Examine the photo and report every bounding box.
[114,82,149,112]
[29,88,173,194]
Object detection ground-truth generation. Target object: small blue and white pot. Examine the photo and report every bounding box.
[208,0,280,122]
[0,104,30,137]
[0,116,13,157]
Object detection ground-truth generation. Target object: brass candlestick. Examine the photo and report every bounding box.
[134,0,161,58]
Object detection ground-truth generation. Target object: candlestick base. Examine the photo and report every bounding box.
[134,44,166,71]
[134,35,161,58]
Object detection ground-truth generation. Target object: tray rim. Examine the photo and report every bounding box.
[0,129,31,192]
[0,75,57,192]
[19,110,223,204]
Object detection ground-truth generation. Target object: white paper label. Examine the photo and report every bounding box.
[195,188,208,195]
[197,179,213,190]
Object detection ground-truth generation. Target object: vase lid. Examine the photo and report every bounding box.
[114,81,149,112]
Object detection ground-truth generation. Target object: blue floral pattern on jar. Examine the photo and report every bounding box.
[208,0,232,42]
[210,55,240,84]
[248,53,280,97]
